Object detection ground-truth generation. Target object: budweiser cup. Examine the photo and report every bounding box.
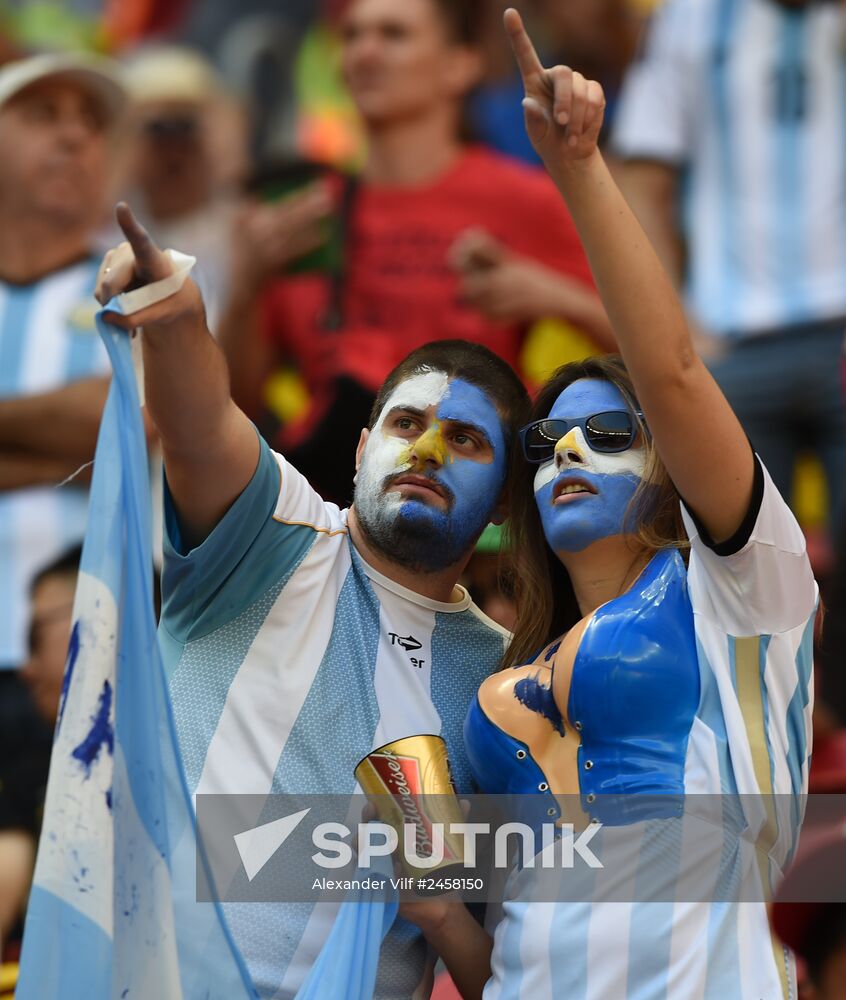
[355,734,467,882]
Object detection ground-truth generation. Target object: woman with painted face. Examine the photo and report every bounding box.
[404,10,819,1000]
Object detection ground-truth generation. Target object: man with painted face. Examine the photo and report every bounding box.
[93,205,528,999]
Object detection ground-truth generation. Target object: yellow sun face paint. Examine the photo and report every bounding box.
[398,420,453,470]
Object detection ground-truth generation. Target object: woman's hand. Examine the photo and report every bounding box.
[504,7,605,168]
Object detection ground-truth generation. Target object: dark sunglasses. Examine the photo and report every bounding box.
[142,115,200,141]
[519,409,645,464]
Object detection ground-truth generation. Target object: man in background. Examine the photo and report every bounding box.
[0,547,79,956]
[612,0,846,536]
[0,53,124,957]
[218,0,613,504]
[119,45,247,331]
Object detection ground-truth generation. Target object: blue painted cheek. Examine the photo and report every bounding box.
[398,375,507,547]
[443,452,505,532]
[538,471,641,553]
[400,456,504,540]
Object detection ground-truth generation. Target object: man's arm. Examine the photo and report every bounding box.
[217,186,332,417]
[405,899,493,1000]
[96,204,259,548]
[0,829,35,941]
[451,228,617,351]
[216,286,274,419]
[614,160,685,289]
[0,452,92,491]
[0,377,108,459]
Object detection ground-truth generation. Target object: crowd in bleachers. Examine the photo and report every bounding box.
[1,0,845,997]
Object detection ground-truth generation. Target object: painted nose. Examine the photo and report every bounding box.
[409,423,449,469]
[554,428,585,469]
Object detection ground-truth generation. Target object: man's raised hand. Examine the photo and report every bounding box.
[504,7,605,166]
[95,203,201,329]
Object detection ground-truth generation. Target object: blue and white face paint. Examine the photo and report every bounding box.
[354,369,508,572]
[534,379,647,554]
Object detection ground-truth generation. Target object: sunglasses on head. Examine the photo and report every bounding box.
[519,409,645,464]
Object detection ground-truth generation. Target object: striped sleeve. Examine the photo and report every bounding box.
[681,458,817,637]
[161,434,345,641]
[683,460,817,877]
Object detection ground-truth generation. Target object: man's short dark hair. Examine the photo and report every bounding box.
[369,340,529,450]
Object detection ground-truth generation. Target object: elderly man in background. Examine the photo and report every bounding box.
[119,46,247,331]
[0,52,124,956]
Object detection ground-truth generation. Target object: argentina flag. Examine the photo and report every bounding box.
[16,301,255,999]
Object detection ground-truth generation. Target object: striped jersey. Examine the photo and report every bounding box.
[612,0,846,336]
[0,259,107,668]
[159,435,509,1000]
[483,460,817,1000]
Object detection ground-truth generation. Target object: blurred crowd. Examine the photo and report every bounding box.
[1,0,845,997]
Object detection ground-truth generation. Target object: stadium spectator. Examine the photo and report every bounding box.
[119,45,247,331]
[218,0,613,504]
[0,55,124,951]
[612,0,846,538]
[0,547,80,957]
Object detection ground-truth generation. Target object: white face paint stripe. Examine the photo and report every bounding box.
[534,460,558,494]
[532,426,648,494]
[356,370,452,521]
[372,370,450,435]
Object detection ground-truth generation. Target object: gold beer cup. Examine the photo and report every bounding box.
[355,734,467,883]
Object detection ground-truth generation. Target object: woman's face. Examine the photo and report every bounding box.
[532,379,647,554]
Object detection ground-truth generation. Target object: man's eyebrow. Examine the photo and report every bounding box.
[443,418,493,448]
[385,405,426,419]
[384,406,494,447]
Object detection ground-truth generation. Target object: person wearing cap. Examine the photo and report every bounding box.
[772,820,846,999]
[119,46,246,331]
[0,51,124,956]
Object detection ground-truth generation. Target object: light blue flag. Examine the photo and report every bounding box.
[296,858,399,1000]
[17,306,256,999]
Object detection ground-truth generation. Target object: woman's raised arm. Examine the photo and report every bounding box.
[505,8,754,543]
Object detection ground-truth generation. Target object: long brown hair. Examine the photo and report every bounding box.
[502,356,688,669]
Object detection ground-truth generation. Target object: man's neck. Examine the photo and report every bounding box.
[347,507,467,604]
[0,210,91,284]
[559,535,655,618]
[362,109,464,188]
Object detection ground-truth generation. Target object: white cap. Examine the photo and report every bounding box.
[0,52,126,121]
[123,46,221,105]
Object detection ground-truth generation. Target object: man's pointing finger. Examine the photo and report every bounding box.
[504,8,544,84]
[115,202,171,281]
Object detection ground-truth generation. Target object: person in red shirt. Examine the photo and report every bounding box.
[219,0,611,503]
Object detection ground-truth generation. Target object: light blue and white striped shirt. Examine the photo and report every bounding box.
[483,463,817,1000]
[613,0,846,336]
[160,436,509,999]
[0,259,107,668]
